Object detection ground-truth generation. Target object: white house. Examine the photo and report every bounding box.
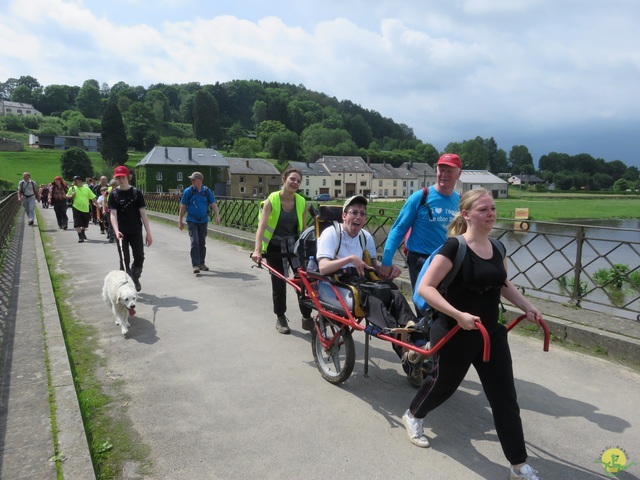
[458,170,509,198]
[0,100,42,117]
[315,156,374,198]
[288,161,332,198]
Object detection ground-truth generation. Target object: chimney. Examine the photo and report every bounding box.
[246,159,250,169]
[383,160,386,167]
[367,156,370,166]
[408,159,413,169]
[188,147,192,161]
[164,147,168,158]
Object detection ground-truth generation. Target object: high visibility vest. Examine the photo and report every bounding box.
[261,191,305,252]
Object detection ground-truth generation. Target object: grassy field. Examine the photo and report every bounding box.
[0,149,144,188]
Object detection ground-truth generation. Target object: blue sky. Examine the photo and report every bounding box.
[2,0,639,168]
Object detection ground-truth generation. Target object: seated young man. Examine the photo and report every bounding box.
[316,196,424,385]
[316,195,400,280]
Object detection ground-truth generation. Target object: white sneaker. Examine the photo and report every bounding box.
[401,410,430,448]
[510,464,540,480]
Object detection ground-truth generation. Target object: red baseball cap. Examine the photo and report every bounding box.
[436,153,462,169]
[114,165,129,178]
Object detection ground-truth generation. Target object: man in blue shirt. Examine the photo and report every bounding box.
[178,172,221,274]
[381,153,462,316]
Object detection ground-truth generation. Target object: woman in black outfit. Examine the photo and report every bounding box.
[48,176,69,229]
[402,188,544,480]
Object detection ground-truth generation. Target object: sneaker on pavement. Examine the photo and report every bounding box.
[193,266,200,274]
[402,410,430,448]
[199,264,210,271]
[276,316,291,334]
[301,316,314,331]
[510,464,540,480]
[28,220,34,225]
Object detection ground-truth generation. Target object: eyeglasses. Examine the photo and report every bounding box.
[347,210,367,217]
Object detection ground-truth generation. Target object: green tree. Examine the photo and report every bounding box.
[61,110,91,135]
[125,103,156,151]
[11,84,33,103]
[193,90,220,146]
[509,145,534,172]
[345,114,373,149]
[233,137,260,158]
[267,130,300,161]
[76,79,102,118]
[613,178,629,192]
[145,89,171,126]
[37,84,74,115]
[301,124,354,158]
[257,120,287,149]
[61,147,94,180]
[101,102,129,166]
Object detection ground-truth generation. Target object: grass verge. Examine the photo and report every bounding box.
[39,227,151,479]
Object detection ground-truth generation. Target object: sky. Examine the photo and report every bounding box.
[1,0,639,169]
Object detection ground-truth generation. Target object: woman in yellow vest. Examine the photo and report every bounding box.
[251,168,313,334]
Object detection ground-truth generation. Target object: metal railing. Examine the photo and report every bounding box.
[0,193,20,254]
[143,194,640,319]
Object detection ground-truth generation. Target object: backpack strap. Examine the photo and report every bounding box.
[331,223,368,260]
[418,186,433,220]
[439,235,467,293]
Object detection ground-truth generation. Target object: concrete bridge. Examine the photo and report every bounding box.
[1,205,639,479]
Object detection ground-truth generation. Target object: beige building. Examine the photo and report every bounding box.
[369,162,418,198]
[315,156,374,199]
[398,161,437,192]
[226,158,281,199]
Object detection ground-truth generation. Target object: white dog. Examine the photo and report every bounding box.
[102,270,137,336]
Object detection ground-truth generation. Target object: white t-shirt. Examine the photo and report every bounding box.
[316,224,376,268]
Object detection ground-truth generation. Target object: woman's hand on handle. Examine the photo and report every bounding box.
[251,250,263,265]
[457,312,480,330]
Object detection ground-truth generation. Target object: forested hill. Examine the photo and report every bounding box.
[1,75,639,191]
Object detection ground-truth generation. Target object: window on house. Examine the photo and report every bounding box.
[360,181,366,186]
[259,187,263,195]
[177,184,183,191]
[305,178,309,186]
[177,172,183,181]
[156,172,163,181]
[322,179,326,186]
[240,186,245,193]
[17,109,22,114]
[253,187,258,196]
[379,180,383,187]
[26,110,32,114]
[410,181,414,187]
[403,180,407,187]
[156,185,163,193]
[240,176,245,183]
[335,179,341,186]
[5,109,11,113]
[258,176,263,184]
[393,180,397,186]
[393,189,397,196]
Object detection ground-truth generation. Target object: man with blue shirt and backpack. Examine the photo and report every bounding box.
[179,171,220,274]
[381,153,462,317]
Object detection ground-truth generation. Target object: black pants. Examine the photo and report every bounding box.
[409,323,527,465]
[406,250,429,318]
[116,230,145,279]
[266,242,312,318]
[52,200,68,227]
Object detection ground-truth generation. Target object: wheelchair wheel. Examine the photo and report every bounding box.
[311,315,355,384]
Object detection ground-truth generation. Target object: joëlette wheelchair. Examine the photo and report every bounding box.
[256,205,550,385]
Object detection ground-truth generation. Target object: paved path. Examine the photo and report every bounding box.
[1,204,640,479]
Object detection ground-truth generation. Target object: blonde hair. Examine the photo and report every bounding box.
[447,188,492,236]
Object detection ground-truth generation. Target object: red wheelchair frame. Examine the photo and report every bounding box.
[258,260,550,385]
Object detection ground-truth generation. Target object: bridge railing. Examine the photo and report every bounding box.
[143,194,640,319]
[0,193,21,254]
